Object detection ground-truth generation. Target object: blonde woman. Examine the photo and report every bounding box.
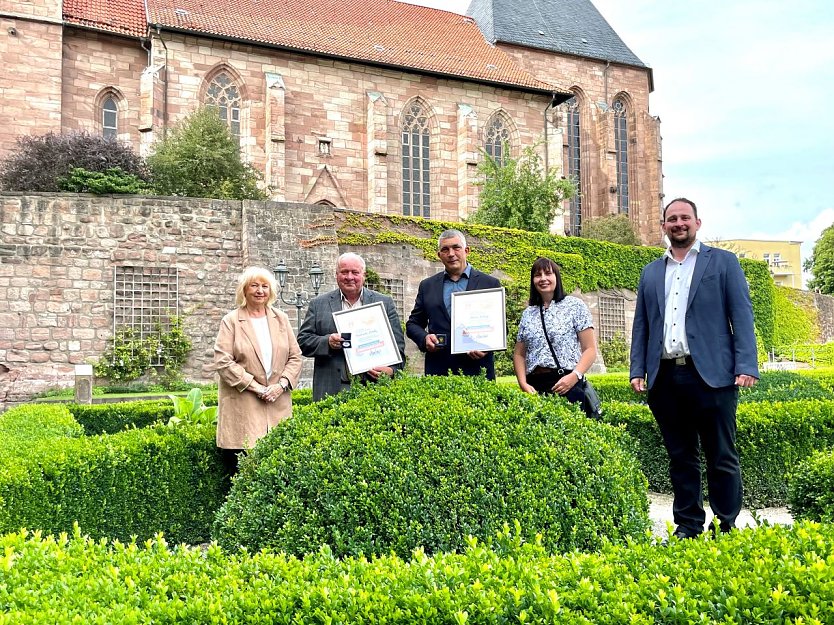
[213,266,302,475]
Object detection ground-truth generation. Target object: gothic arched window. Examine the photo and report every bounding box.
[613,97,630,215]
[102,96,118,140]
[205,72,241,140]
[484,112,511,166]
[564,97,582,235]
[401,101,431,217]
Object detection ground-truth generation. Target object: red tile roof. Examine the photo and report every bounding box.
[144,0,561,93]
[64,0,147,38]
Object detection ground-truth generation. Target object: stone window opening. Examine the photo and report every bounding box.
[563,96,582,236]
[205,72,242,142]
[613,97,630,215]
[102,96,118,140]
[380,277,405,319]
[318,138,332,156]
[401,101,431,218]
[484,112,512,166]
[598,294,626,342]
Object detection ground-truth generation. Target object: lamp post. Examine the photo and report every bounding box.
[273,259,324,330]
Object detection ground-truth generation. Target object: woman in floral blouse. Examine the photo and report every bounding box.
[513,257,597,406]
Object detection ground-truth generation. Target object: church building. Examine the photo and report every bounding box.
[0,0,662,242]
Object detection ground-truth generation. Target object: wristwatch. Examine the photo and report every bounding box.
[279,378,289,391]
[574,370,584,381]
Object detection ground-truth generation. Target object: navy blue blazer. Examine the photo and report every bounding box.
[406,268,502,378]
[629,244,759,389]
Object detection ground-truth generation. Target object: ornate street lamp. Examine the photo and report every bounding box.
[273,259,324,330]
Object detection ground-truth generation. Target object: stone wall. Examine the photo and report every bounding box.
[813,291,834,343]
[3,193,831,408]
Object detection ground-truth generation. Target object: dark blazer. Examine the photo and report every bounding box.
[406,268,502,378]
[297,287,406,401]
[629,243,759,389]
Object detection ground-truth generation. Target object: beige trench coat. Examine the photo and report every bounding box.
[213,306,302,449]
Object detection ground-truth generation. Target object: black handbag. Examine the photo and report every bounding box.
[537,305,603,420]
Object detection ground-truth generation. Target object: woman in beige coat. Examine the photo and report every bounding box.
[213,266,302,475]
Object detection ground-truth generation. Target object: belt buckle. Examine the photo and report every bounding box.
[674,356,687,366]
[557,368,565,375]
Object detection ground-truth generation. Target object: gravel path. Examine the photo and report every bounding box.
[648,492,794,539]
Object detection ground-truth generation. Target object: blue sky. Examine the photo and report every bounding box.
[404,0,834,277]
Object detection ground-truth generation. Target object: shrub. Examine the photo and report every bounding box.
[598,331,629,370]
[789,449,834,522]
[57,166,150,194]
[213,375,650,558]
[0,403,226,544]
[0,131,146,192]
[600,397,834,506]
[146,106,267,200]
[1,522,833,623]
[581,213,641,245]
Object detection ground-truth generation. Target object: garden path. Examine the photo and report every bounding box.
[649,492,793,539]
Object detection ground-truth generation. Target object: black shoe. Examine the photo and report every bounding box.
[709,520,735,538]
[661,527,701,546]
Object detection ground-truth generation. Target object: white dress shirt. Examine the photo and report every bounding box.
[662,240,701,359]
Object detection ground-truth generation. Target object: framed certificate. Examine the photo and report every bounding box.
[332,301,403,375]
[450,287,507,354]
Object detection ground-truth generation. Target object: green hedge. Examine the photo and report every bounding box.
[591,370,834,405]
[0,403,227,544]
[214,375,650,558]
[789,449,834,522]
[600,398,834,507]
[2,522,833,623]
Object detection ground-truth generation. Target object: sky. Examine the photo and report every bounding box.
[402,0,834,281]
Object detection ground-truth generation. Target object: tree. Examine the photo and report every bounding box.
[581,214,641,246]
[146,107,268,200]
[0,131,147,192]
[468,144,575,233]
[806,223,834,294]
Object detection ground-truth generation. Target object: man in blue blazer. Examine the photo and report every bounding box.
[630,198,759,539]
[407,229,502,379]
[298,252,405,401]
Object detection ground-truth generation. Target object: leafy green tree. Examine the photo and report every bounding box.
[806,223,834,294]
[0,131,147,192]
[146,107,268,200]
[581,214,641,246]
[468,144,575,233]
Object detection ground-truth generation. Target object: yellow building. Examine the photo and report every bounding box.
[711,239,803,288]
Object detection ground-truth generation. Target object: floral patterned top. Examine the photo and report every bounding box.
[516,296,593,373]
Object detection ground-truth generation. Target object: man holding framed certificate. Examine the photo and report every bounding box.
[406,229,503,379]
[298,253,405,401]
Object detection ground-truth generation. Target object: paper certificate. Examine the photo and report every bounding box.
[332,301,403,375]
[450,287,507,354]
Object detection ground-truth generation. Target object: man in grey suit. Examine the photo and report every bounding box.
[630,197,759,539]
[298,252,406,401]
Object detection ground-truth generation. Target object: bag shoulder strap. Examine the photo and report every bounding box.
[539,304,562,369]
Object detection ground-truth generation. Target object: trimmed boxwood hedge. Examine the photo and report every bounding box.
[789,449,834,522]
[0,403,226,544]
[599,398,834,507]
[214,375,650,558]
[2,522,833,623]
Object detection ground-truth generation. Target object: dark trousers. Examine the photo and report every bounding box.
[647,360,741,535]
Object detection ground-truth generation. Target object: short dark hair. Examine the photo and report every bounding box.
[528,257,566,306]
[663,197,698,220]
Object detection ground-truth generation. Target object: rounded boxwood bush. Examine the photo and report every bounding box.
[213,375,650,557]
[789,449,834,522]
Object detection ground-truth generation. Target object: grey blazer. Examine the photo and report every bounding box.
[629,243,759,389]
[297,287,406,401]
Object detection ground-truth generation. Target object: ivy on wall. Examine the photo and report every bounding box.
[772,285,819,347]
[337,213,800,350]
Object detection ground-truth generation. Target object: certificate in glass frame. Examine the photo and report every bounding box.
[450,287,507,354]
[332,301,403,375]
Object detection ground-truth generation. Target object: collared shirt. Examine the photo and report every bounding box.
[662,240,701,359]
[340,287,364,311]
[443,263,471,315]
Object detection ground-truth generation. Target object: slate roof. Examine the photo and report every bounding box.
[466,0,647,69]
[64,0,147,38]
[62,0,564,95]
